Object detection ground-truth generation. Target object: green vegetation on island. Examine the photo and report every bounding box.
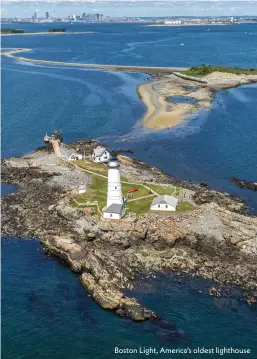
[1,28,24,34]
[72,160,197,217]
[183,64,257,77]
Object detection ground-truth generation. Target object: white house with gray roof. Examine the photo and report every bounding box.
[92,146,110,163]
[103,203,126,220]
[150,195,178,212]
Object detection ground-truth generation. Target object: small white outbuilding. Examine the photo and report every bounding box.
[103,203,126,220]
[78,185,86,194]
[150,195,178,212]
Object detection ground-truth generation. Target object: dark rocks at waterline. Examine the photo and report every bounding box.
[229,177,257,192]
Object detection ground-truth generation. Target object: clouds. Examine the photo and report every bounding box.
[2,0,257,17]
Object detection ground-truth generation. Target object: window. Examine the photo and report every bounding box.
[115,186,117,189]
[104,156,107,159]
[165,205,168,208]
[98,158,100,161]
[158,204,160,208]
[110,214,112,218]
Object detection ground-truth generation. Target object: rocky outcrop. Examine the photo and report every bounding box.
[229,177,257,192]
[1,143,257,321]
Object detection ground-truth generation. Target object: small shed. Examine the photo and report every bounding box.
[103,203,126,220]
[150,195,178,212]
[92,146,110,163]
[68,153,83,161]
[78,185,86,194]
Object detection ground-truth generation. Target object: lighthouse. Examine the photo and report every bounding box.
[103,152,126,219]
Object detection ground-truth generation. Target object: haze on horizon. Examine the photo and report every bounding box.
[1,0,257,18]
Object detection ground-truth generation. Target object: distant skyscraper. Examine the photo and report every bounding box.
[82,12,86,18]
[96,13,100,21]
[72,14,77,21]
[46,12,49,19]
[33,12,38,21]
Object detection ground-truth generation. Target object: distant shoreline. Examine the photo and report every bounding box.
[1,31,95,36]
[147,23,229,27]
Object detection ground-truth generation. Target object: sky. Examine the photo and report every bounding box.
[1,0,257,18]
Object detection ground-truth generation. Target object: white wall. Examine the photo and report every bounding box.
[103,212,121,219]
[107,167,123,207]
[92,151,110,163]
[150,203,176,211]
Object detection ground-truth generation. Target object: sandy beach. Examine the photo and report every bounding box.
[138,74,213,129]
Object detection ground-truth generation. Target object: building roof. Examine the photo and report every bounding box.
[103,203,124,214]
[93,146,107,157]
[151,195,178,208]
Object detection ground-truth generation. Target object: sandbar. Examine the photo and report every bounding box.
[2,48,257,130]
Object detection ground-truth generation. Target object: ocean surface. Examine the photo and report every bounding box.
[2,238,257,359]
[2,23,257,358]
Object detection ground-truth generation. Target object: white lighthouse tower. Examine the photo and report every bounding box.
[103,152,126,219]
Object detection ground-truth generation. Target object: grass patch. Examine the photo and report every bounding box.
[176,201,197,212]
[71,172,197,217]
[75,159,108,176]
[146,183,181,196]
[123,183,150,200]
[182,65,257,77]
[126,197,154,217]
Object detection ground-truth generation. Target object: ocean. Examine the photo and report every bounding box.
[2,23,257,358]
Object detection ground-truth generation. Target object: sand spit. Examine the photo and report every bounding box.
[138,71,257,129]
[2,48,257,130]
[1,31,95,36]
[138,74,213,129]
[1,48,188,76]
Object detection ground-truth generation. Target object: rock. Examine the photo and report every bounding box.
[92,287,123,310]
[134,223,148,239]
[87,232,96,240]
[229,177,257,192]
[230,237,241,245]
[204,260,214,268]
[81,273,96,291]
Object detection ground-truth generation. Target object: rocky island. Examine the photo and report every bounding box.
[2,140,257,323]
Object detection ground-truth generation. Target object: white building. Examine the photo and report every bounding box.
[103,203,125,220]
[68,153,83,161]
[150,195,178,212]
[103,153,126,219]
[78,185,86,194]
[92,146,110,163]
[164,20,182,25]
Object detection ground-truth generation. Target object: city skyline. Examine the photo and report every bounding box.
[1,1,257,18]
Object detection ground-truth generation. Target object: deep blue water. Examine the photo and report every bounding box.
[2,239,257,359]
[2,22,257,67]
[2,23,257,358]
